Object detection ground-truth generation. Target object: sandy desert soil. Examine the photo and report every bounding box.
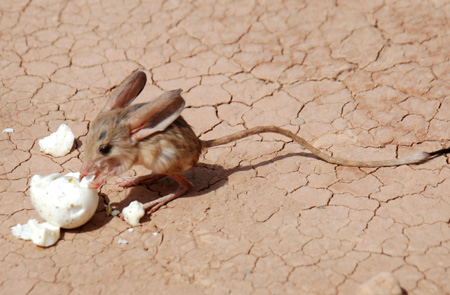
[1,0,450,294]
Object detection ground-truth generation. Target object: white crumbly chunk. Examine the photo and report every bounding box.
[11,219,60,247]
[111,210,120,216]
[118,238,128,244]
[30,172,99,229]
[39,124,75,157]
[122,201,145,226]
[2,128,13,133]
[357,272,403,295]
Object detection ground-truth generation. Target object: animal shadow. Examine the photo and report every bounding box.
[108,151,315,224]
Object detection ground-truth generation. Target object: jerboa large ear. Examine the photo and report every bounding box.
[128,89,185,143]
[103,71,147,111]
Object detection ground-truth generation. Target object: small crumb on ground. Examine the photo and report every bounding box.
[2,128,13,133]
[117,238,128,244]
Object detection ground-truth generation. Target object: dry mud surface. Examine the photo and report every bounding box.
[1,0,450,294]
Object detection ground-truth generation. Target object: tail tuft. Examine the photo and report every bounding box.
[427,147,450,157]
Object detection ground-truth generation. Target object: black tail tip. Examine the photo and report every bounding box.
[427,147,450,157]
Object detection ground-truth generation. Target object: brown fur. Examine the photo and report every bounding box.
[136,116,201,175]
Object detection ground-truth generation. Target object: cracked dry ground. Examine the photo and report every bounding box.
[1,0,450,294]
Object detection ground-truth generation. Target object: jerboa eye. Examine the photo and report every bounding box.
[99,144,112,155]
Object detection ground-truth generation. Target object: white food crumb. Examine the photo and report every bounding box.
[11,223,31,239]
[11,219,60,247]
[30,172,98,229]
[118,238,128,244]
[122,201,145,227]
[152,232,158,236]
[2,128,14,133]
[128,228,135,232]
[111,210,120,216]
[39,124,75,157]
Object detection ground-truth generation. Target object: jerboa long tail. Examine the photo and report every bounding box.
[200,126,450,167]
